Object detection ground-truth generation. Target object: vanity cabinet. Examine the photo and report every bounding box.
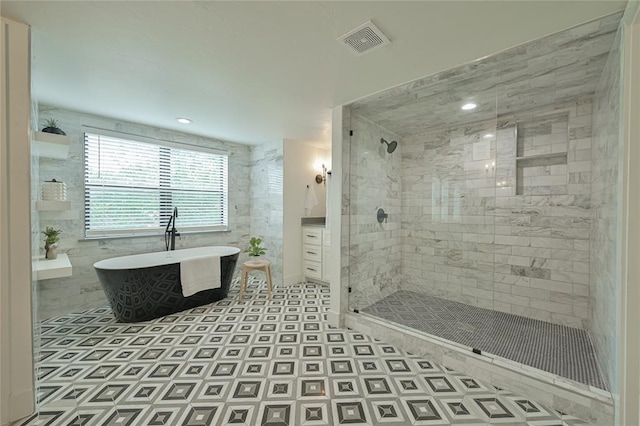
[302,226,330,283]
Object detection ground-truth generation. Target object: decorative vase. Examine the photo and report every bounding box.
[42,126,66,135]
[42,179,67,201]
[45,243,58,260]
[248,255,262,264]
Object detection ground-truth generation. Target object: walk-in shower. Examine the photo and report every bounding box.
[342,12,623,420]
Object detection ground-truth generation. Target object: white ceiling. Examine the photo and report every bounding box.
[0,1,627,147]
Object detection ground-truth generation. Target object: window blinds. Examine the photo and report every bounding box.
[84,132,228,238]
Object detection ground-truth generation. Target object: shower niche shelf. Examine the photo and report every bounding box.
[515,152,567,161]
[33,131,70,159]
[514,114,569,196]
[515,152,567,196]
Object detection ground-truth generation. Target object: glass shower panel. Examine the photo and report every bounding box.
[344,13,621,391]
[347,69,500,347]
[346,111,403,314]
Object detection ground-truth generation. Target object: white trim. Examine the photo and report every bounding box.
[329,106,345,328]
[619,2,640,424]
[283,273,303,287]
[9,390,35,424]
[85,225,229,239]
[0,17,35,425]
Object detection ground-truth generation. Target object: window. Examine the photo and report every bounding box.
[84,131,228,238]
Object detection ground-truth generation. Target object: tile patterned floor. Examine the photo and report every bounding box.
[362,290,607,390]
[17,280,589,425]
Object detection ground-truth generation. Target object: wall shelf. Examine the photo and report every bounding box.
[39,209,79,220]
[36,200,72,211]
[33,131,70,159]
[35,253,72,280]
[516,152,568,162]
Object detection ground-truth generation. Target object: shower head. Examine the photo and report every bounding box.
[380,138,398,154]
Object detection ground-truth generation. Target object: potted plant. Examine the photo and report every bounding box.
[243,237,267,262]
[41,118,66,136]
[42,226,61,259]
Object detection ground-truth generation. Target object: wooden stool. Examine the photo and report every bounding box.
[239,259,273,300]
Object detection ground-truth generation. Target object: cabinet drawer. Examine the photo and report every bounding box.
[302,228,322,245]
[302,244,322,262]
[303,260,322,279]
[322,230,331,247]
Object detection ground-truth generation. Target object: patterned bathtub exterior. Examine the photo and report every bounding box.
[94,246,239,322]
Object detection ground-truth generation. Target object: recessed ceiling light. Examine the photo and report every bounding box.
[177,118,192,124]
[483,133,494,139]
[461,103,477,111]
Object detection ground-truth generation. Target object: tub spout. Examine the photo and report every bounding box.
[165,208,179,251]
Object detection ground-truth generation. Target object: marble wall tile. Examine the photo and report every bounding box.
[399,101,592,329]
[249,141,284,285]
[590,28,622,392]
[346,114,403,312]
[37,106,254,320]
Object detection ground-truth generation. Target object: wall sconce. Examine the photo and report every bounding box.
[485,161,496,176]
[315,164,328,187]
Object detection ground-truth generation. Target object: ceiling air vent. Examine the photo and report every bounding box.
[338,20,390,56]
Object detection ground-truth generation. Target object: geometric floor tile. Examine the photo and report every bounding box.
[404,399,443,423]
[15,280,589,426]
[474,397,515,419]
[333,401,368,425]
[299,402,330,426]
[259,403,293,426]
[179,405,220,426]
[369,400,406,424]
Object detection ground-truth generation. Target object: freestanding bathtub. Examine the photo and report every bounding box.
[94,246,240,322]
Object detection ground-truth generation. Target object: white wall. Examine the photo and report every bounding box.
[282,139,329,286]
[0,17,35,425]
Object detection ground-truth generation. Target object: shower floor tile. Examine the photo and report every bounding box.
[362,290,607,390]
[17,281,589,425]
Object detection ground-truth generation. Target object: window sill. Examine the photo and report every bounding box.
[79,228,230,242]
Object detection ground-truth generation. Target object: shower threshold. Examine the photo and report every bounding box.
[361,290,607,390]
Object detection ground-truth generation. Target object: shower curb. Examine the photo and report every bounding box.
[345,312,614,425]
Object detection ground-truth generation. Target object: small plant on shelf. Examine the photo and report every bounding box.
[42,118,66,136]
[42,226,62,259]
[243,237,267,258]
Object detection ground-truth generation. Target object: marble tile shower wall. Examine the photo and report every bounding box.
[400,101,592,329]
[400,119,497,311]
[37,106,252,320]
[347,114,403,310]
[249,140,284,285]
[590,30,622,391]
